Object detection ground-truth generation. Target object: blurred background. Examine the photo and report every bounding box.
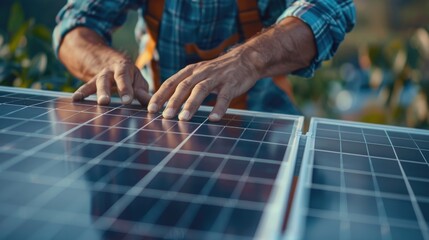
[0,0,428,129]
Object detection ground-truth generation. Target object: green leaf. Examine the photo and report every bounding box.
[8,20,31,54]
[32,25,52,43]
[7,2,25,34]
[368,44,389,69]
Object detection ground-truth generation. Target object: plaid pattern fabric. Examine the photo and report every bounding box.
[53,0,355,114]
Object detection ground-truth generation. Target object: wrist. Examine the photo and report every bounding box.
[241,43,268,79]
[231,17,317,81]
[229,43,267,82]
[86,44,130,69]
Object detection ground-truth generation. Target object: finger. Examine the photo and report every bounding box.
[114,61,134,104]
[209,86,233,122]
[72,79,97,101]
[162,78,200,119]
[178,80,213,121]
[134,72,151,105]
[96,70,113,105]
[147,65,194,113]
[136,89,152,106]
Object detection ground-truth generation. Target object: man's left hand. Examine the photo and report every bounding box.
[147,50,259,122]
[147,17,317,122]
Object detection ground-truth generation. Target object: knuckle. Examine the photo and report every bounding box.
[98,68,108,77]
[88,75,98,83]
[116,80,129,92]
[217,93,232,103]
[96,75,106,85]
[194,83,210,95]
[192,67,205,75]
[97,69,112,81]
[183,63,200,75]
[204,64,215,72]
[185,101,199,112]
[151,91,168,104]
[114,71,132,89]
[178,79,193,91]
[116,59,133,67]
[167,97,183,107]
[162,79,177,90]
[115,69,127,79]
[76,86,88,96]
[195,61,207,68]
[184,63,197,71]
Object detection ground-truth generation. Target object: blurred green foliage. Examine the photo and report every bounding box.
[0,2,77,92]
[290,28,429,129]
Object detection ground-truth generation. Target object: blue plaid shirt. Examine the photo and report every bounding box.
[53,0,355,114]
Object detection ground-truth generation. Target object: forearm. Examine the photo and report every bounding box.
[58,27,130,82]
[235,17,317,80]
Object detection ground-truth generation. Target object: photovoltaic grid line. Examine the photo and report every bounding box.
[0,88,251,238]
[315,120,428,239]
[0,92,166,238]
[0,86,300,240]
[0,90,204,238]
[286,118,429,240]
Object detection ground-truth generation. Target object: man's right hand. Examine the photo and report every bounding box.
[58,27,151,106]
[71,59,151,106]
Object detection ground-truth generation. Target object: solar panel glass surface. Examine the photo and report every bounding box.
[0,87,301,240]
[286,118,429,240]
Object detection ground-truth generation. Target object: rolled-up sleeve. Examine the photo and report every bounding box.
[277,0,356,77]
[53,0,136,57]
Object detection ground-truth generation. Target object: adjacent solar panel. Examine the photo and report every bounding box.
[0,86,302,239]
[286,118,429,240]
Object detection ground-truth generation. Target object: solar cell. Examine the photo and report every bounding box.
[0,86,302,240]
[4,86,428,239]
[286,118,429,240]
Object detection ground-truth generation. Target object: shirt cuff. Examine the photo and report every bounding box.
[276,2,333,78]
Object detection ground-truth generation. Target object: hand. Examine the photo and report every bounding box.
[58,27,151,106]
[146,17,317,122]
[72,59,151,106]
[147,50,259,121]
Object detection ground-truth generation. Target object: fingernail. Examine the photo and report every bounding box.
[121,94,131,104]
[163,108,175,118]
[98,95,110,105]
[179,110,190,121]
[209,113,220,121]
[72,92,83,101]
[148,103,158,113]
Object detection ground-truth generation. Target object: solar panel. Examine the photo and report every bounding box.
[0,86,302,239]
[286,118,429,240]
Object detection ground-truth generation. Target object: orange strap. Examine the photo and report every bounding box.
[135,35,156,69]
[273,75,296,104]
[236,0,264,39]
[135,0,164,70]
[185,0,263,59]
[144,0,164,41]
[185,34,240,60]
